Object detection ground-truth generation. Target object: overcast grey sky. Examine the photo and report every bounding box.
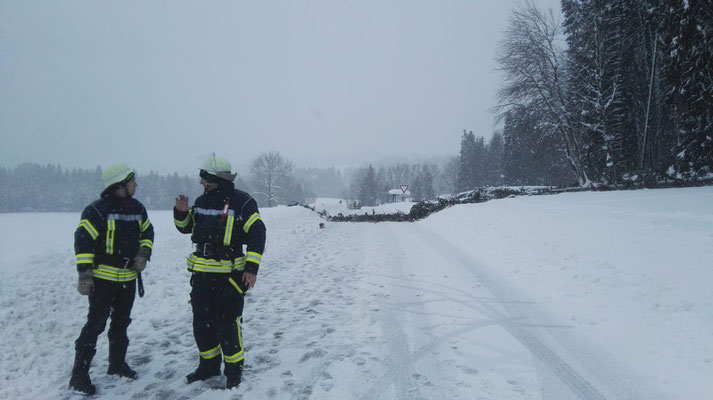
[0,0,561,174]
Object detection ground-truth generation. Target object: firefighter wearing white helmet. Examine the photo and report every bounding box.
[174,154,266,389]
[69,163,154,395]
[201,155,237,183]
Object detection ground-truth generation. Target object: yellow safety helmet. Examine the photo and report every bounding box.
[102,163,135,188]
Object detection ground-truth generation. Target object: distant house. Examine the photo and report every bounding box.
[388,188,411,203]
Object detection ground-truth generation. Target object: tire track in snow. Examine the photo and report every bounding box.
[380,276,603,399]
[353,223,427,400]
[403,222,648,400]
[337,221,544,400]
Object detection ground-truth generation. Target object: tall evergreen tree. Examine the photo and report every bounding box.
[473,136,487,186]
[412,164,436,201]
[376,166,389,204]
[485,132,505,186]
[440,156,459,196]
[457,130,478,191]
[666,1,713,178]
[502,107,574,186]
[503,111,538,185]
[358,164,378,206]
[563,0,631,183]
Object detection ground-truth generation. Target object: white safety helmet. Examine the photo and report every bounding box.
[102,163,135,188]
[200,154,236,182]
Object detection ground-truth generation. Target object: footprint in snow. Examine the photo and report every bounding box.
[412,373,435,387]
[153,368,176,380]
[131,353,151,366]
[299,348,326,363]
[320,372,335,392]
[148,388,177,400]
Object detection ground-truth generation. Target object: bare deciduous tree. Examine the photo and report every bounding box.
[249,151,294,207]
[495,0,590,186]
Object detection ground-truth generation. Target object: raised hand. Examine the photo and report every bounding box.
[175,194,190,212]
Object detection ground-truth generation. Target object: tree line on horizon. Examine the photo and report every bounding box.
[0,163,203,213]
[0,153,321,212]
[0,157,451,212]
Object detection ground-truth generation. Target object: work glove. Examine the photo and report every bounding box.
[77,270,94,295]
[131,247,151,273]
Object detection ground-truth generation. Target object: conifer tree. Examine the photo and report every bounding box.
[457,130,478,192]
[358,164,378,206]
[563,0,630,183]
[485,132,505,186]
[666,1,713,178]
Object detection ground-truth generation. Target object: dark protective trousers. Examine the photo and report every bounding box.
[190,271,246,368]
[75,279,136,351]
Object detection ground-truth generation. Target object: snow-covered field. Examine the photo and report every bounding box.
[1,187,711,399]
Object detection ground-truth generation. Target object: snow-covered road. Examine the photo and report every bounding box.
[1,187,711,399]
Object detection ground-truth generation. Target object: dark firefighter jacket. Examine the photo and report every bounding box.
[74,194,154,282]
[173,182,266,275]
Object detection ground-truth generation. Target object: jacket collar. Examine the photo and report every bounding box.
[207,181,234,196]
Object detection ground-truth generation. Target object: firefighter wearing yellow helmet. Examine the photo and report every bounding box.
[69,163,154,395]
[173,154,266,389]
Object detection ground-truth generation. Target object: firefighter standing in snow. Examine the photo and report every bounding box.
[173,155,266,389]
[70,163,154,395]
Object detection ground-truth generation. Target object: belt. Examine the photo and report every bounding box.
[95,254,132,268]
[195,243,234,258]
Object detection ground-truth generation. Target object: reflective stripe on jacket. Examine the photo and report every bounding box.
[74,194,154,282]
[174,183,265,274]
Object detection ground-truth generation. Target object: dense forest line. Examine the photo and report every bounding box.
[0,160,449,212]
[0,164,203,212]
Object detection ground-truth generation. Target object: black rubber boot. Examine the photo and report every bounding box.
[186,356,222,384]
[107,340,137,379]
[224,363,243,389]
[69,347,96,395]
[107,362,137,379]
